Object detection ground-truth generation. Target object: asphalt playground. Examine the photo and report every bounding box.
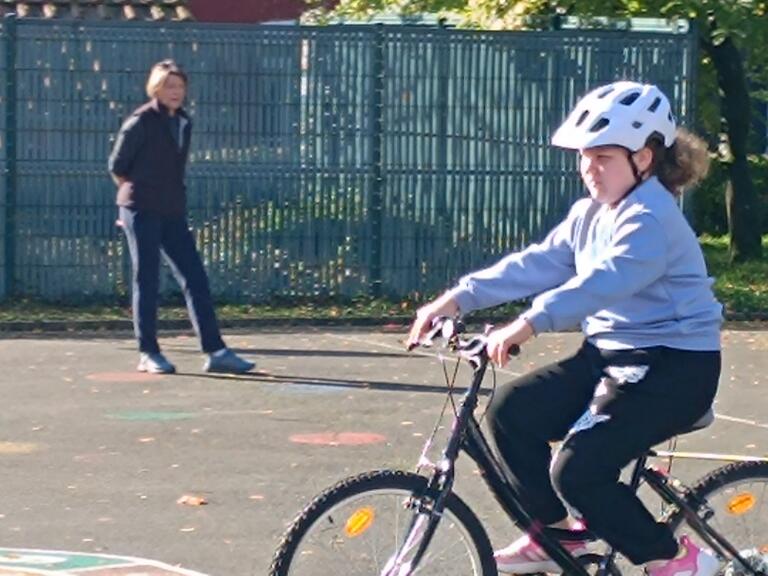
[0,325,766,575]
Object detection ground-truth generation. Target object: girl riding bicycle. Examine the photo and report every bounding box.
[407,81,723,576]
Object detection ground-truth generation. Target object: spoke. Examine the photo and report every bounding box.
[411,541,477,575]
[285,486,484,575]
[395,494,401,555]
[403,521,479,574]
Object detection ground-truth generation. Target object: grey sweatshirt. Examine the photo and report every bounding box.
[447,177,722,351]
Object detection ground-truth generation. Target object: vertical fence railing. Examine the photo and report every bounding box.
[0,16,6,300]
[0,19,698,303]
[369,25,385,298]
[1,14,17,300]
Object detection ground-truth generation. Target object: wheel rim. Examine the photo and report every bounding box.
[284,488,487,575]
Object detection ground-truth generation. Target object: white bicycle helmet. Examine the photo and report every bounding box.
[552,81,676,152]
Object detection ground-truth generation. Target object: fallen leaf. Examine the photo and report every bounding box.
[177,495,208,506]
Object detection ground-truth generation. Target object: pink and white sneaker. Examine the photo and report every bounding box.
[646,535,720,576]
[494,533,593,574]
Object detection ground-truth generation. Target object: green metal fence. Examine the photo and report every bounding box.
[0,18,697,303]
[1,18,8,300]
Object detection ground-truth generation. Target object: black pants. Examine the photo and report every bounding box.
[488,340,720,565]
[120,207,226,355]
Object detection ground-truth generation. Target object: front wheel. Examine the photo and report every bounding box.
[672,461,768,575]
[269,469,497,576]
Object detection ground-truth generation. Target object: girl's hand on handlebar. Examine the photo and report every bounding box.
[406,295,459,350]
[486,318,534,367]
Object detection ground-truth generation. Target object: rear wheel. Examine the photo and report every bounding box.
[671,461,768,575]
[269,469,497,575]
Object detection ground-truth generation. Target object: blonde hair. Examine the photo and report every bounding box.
[647,128,711,197]
[145,59,187,99]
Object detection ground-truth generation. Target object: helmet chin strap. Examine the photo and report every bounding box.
[612,148,645,205]
[626,149,643,185]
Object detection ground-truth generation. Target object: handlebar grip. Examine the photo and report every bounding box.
[509,344,521,357]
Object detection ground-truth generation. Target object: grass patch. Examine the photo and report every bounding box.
[0,296,420,324]
[0,235,765,323]
[699,235,768,316]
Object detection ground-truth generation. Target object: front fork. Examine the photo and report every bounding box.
[381,464,455,576]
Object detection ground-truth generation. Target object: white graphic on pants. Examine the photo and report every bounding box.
[604,364,650,384]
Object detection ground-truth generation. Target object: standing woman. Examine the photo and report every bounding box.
[109,59,254,375]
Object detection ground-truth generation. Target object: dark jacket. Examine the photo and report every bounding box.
[108,99,192,217]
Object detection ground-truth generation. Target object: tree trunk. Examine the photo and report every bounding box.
[702,25,763,262]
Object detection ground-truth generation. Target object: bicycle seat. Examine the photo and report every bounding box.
[680,407,715,434]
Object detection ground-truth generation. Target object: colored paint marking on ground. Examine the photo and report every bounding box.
[289,432,387,446]
[270,382,348,395]
[107,411,197,422]
[0,548,207,575]
[0,441,41,455]
[87,372,165,383]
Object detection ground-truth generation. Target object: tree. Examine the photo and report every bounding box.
[307,0,767,261]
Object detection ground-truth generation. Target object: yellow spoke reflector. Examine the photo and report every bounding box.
[726,493,756,515]
[345,507,375,538]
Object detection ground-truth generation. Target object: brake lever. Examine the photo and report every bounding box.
[407,316,463,351]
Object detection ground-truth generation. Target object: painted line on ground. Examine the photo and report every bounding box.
[0,547,207,575]
[714,412,768,430]
[323,332,524,377]
[327,333,768,430]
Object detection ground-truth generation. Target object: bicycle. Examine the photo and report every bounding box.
[269,317,768,576]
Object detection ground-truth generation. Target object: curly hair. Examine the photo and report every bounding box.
[647,128,711,197]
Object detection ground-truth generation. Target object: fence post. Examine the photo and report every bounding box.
[3,13,17,299]
[369,24,385,298]
[435,25,449,278]
[680,18,699,225]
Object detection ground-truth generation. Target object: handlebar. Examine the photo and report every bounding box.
[409,316,520,366]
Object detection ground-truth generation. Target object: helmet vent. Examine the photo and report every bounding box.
[648,97,662,112]
[589,118,610,133]
[575,110,590,127]
[632,121,643,129]
[597,86,615,98]
[619,92,641,106]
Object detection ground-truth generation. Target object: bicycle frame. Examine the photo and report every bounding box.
[405,354,594,576]
[404,344,765,576]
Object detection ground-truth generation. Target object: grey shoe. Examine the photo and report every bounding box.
[138,352,176,374]
[204,349,255,374]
